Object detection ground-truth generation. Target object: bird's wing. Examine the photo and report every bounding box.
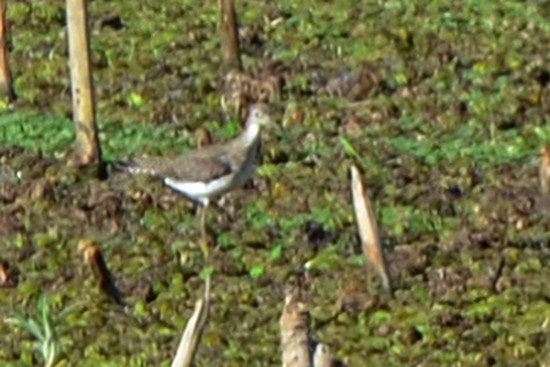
[167,153,234,182]
[116,151,233,183]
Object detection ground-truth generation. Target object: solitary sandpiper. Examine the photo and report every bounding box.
[116,103,273,255]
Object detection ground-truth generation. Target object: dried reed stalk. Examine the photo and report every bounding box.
[171,276,211,367]
[350,165,392,292]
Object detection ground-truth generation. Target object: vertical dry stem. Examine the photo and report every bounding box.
[171,277,211,367]
[350,165,392,292]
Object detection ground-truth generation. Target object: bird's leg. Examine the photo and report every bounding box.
[199,204,209,258]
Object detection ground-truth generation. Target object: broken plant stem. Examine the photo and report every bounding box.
[171,275,211,367]
[350,165,392,293]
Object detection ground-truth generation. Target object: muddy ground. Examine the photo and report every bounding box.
[3,0,550,366]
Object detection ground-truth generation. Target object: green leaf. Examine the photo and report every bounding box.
[305,246,341,271]
[249,266,264,279]
[134,301,147,317]
[200,266,214,279]
[338,136,361,160]
[270,245,283,259]
[128,92,145,107]
[371,310,391,323]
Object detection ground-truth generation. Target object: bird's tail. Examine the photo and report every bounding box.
[110,158,159,176]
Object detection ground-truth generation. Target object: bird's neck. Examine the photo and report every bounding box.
[237,122,261,148]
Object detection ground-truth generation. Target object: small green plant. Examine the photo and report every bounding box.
[6,296,76,367]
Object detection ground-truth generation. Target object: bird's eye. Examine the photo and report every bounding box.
[254,111,261,118]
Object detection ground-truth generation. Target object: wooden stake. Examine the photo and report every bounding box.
[219,0,242,73]
[78,240,125,306]
[66,0,102,167]
[0,0,15,102]
[280,286,341,367]
[280,289,311,367]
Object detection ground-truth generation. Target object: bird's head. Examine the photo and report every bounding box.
[247,103,273,127]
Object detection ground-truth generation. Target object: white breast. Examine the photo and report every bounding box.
[164,174,234,206]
